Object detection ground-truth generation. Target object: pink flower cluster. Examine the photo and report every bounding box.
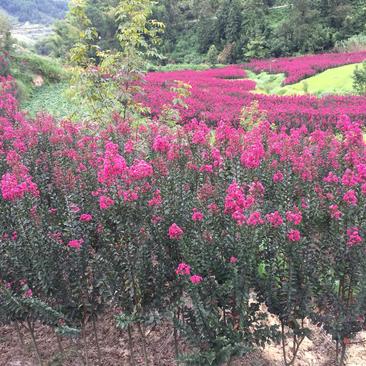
[80,213,93,222]
[1,173,39,201]
[176,262,191,275]
[169,223,184,240]
[287,229,301,242]
[175,263,203,284]
[0,76,18,117]
[246,51,366,85]
[68,239,84,249]
[224,181,255,225]
[347,227,363,247]
[99,195,114,210]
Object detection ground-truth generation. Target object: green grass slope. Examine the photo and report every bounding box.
[10,51,68,101]
[283,63,363,95]
[22,83,75,119]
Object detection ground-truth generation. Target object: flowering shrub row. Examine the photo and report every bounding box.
[245,50,366,84]
[139,66,254,124]
[139,65,366,126]
[0,76,18,117]
[1,76,366,365]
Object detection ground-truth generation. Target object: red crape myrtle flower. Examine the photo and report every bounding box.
[343,190,358,206]
[347,227,363,247]
[286,208,302,225]
[176,263,191,276]
[190,275,203,284]
[329,204,342,220]
[68,239,84,249]
[99,195,115,209]
[168,223,184,240]
[266,211,283,227]
[80,214,93,222]
[192,208,204,222]
[287,229,301,242]
[273,171,284,183]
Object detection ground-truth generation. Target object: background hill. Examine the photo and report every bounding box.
[0,0,68,24]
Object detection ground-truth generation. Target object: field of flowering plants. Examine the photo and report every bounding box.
[245,51,366,85]
[1,69,366,366]
[139,64,366,126]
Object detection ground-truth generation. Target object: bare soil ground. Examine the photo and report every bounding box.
[1,314,366,366]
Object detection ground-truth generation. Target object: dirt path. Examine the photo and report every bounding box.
[1,315,366,366]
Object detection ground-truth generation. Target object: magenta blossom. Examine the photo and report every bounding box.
[323,172,339,183]
[168,223,184,240]
[192,208,204,222]
[287,230,301,242]
[80,214,93,222]
[148,189,162,207]
[1,173,39,201]
[230,256,238,264]
[68,239,84,249]
[129,160,154,181]
[151,215,163,224]
[286,209,302,225]
[190,275,203,284]
[247,211,264,226]
[176,263,191,275]
[343,190,358,206]
[99,195,115,210]
[329,205,342,220]
[273,171,284,183]
[347,227,363,247]
[266,211,283,227]
[23,289,33,298]
[362,183,366,195]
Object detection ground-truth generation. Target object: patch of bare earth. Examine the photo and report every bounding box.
[1,314,366,366]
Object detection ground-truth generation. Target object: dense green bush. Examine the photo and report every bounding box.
[353,61,366,95]
[207,45,219,67]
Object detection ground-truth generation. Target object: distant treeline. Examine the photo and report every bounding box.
[35,0,366,63]
[0,0,68,24]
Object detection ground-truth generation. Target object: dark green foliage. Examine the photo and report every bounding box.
[353,61,366,95]
[206,45,219,67]
[41,0,366,64]
[243,36,270,60]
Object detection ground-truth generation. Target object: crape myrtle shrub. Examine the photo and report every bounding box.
[139,66,366,126]
[246,51,366,85]
[1,76,366,365]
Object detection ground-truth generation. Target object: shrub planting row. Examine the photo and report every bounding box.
[1,76,366,365]
[139,66,366,126]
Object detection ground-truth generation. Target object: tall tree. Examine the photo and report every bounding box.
[272,0,332,55]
